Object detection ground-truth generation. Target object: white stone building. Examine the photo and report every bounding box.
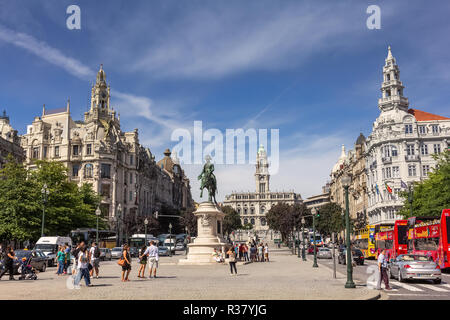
[224,145,302,233]
[21,65,193,228]
[0,110,25,168]
[365,47,450,226]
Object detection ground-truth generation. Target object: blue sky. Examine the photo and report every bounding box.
[1,0,450,202]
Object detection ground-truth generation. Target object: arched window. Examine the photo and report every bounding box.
[260,206,265,215]
[84,163,93,178]
[250,218,255,225]
[261,218,266,226]
[250,207,255,214]
[237,207,241,214]
[244,218,248,225]
[244,207,248,215]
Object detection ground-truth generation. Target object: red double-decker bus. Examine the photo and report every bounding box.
[407,209,450,269]
[374,220,408,259]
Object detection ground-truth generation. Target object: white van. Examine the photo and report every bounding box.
[35,236,72,267]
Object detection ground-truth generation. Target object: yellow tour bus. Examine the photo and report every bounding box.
[353,225,377,259]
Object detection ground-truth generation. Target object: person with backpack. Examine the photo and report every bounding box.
[89,242,101,279]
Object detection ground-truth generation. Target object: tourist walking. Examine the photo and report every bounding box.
[264,243,269,262]
[137,245,147,278]
[56,246,66,275]
[89,242,101,279]
[120,245,132,282]
[258,244,264,262]
[234,244,239,261]
[144,241,159,278]
[0,246,17,280]
[227,247,238,275]
[377,249,391,290]
[74,246,91,288]
[250,244,257,262]
[63,243,71,274]
[243,244,249,262]
[71,242,85,275]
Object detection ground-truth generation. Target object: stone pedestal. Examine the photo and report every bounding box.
[178,201,227,265]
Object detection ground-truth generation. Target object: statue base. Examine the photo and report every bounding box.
[178,201,227,265]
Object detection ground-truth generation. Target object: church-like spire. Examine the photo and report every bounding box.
[378,46,409,112]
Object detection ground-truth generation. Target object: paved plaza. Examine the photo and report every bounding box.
[0,247,379,300]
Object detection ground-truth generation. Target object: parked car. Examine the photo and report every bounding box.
[338,249,364,265]
[0,250,48,274]
[307,245,318,254]
[129,247,139,258]
[99,248,112,261]
[317,248,332,259]
[158,246,170,256]
[111,247,123,259]
[388,254,441,284]
[175,242,185,251]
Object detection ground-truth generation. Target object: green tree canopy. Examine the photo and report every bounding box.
[0,157,102,243]
[314,202,345,236]
[266,202,310,241]
[398,150,450,218]
[221,205,242,236]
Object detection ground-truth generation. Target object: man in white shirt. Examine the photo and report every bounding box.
[377,249,391,290]
[89,242,100,279]
[144,241,159,279]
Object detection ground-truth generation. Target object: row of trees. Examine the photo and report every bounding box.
[0,156,103,244]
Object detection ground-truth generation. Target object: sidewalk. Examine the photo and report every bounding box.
[0,249,380,300]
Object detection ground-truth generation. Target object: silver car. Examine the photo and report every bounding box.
[388,254,441,284]
[111,247,123,259]
[100,248,112,261]
[317,248,332,259]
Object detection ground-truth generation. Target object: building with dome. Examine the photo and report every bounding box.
[21,65,193,229]
[223,145,302,235]
[0,110,25,168]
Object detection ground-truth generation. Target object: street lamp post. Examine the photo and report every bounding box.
[95,207,101,244]
[342,173,356,288]
[311,208,318,268]
[301,217,306,261]
[41,184,49,237]
[408,183,413,217]
[144,217,149,247]
[116,204,122,247]
[169,223,173,257]
[332,232,337,279]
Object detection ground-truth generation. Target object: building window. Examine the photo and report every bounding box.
[250,218,255,225]
[84,164,93,178]
[418,126,426,134]
[73,145,79,156]
[237,208,241,214]
[259,183,265,193]
[392,166,399,178]
[244,207,247,215]
[260,206,265,215]
[405,124,413,134]
[420,144,428,155]
[433,144,441,154]
[54,146,60,157]
[32,147,40,159]
[250,207,254,214]
[86,144,92,155]
[130,155,134,165]
[130,173,133,184]
[432,125,439,134]
[406,145,415,156]
[43,146,48,159]
[72,164,80,177]
[243,218,248,225]
[261,218,266,226]
[382,168,385,179]
[129,191,133,202]
[385,167,391,178]
[391,145,398,157]
[101,163,111,179]
[101,184,110,198]
[422,165,431,176]
[408,164,416,177]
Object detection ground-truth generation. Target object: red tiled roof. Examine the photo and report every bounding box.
[408,108,450,121]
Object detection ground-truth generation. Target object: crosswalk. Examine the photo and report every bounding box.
[367,279,450,295]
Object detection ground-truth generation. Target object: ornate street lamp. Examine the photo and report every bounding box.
[95,207,101,244]
[342,173,355,288]
[301,217,306,261]
[311,208,318,268]
[41,184,49,237]
[144,217,149,247]
[168,222,173,257]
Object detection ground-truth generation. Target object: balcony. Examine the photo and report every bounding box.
[378,96,409,105]
[405,155,420,162]
[382,156,392,164]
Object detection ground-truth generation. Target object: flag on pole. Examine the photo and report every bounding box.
[401,180,407,189]
[375,184,380,195]
[385,182,392,194]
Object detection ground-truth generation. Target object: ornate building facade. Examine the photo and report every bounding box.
[224,145,302,234]
[0,111,25,168]
[21,66,193,228]
[365,47,450,226]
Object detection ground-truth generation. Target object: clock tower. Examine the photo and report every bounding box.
[255,144,270,193]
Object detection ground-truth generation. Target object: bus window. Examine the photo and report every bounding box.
[414,237,439,251]
[397,225,408,245]
[385,239,393,249]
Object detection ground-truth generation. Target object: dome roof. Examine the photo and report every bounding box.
[355,133,366,145]
[157,148,174,173]
[331,145,346,173]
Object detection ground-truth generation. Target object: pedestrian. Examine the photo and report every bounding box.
[144,241,159,279]
[377,249,391,290]
[120,244,132,282]
[250,244,256,262]
[71,242,84,276]
[234,244,239,261]
[63,243,71,274]
[243,244,249,262]
[56,246,66,276]
[74,246,92,288]
[89,242,101,279]
[227,247,238,276]
[264,243,269,262]
[258,244,264,262]
[0,246,17,280]
[137,245,147,278]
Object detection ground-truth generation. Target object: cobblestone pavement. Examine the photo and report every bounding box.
[0,248,380,300]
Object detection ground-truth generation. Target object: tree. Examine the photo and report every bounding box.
[398,150,450,218]
[266,203,309,242]
[221,205,242,236]
[314,202,345,236]
[180,207,197,236]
